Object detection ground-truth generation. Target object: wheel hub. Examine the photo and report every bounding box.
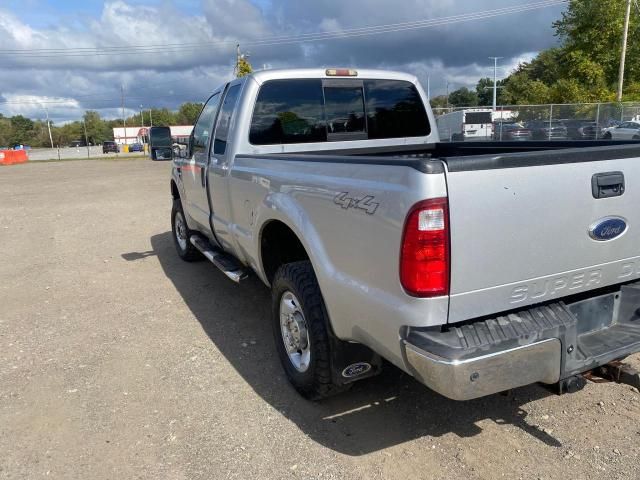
[280,291,311,372]
[174,211,188,250]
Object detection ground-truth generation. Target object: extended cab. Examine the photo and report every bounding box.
[170,68,640,401]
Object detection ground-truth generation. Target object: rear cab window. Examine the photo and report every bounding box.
[249,78,430,145]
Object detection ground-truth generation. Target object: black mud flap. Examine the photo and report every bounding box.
[328,335,383,386]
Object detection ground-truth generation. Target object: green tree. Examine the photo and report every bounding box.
[0,116,12,147]
[83,111,112,145]
[176,102,203,124]
[448,87,478,107]
[54,121,83,147]
[9,115,35,145]
[236,56,253,78]
[554,0,639,87]
[476,77,507,106]
[429,95,449,109]
[146,108,176,127]
[501,1,640,104]
[502,75,551,105]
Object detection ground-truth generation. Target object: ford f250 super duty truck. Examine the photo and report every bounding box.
[169,68,640,401]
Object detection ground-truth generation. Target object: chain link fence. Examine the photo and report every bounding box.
[432,102,640,141]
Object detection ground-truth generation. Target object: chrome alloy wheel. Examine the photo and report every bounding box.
[279,291,311,373]
[174,211,188,251]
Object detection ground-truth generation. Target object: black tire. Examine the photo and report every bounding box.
[171,198,201,262]
[271,261,349,400]
[604,132,612,140]
[633,135,640,140]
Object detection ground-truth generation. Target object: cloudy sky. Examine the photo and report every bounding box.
[0,0,567,123]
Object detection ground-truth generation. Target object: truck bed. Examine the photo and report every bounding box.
[258,140,640,172]
[246,140,640,324]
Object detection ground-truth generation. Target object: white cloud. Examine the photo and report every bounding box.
[0,1,564,121]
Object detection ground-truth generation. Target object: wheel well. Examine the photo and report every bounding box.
[171,180,180,200]
[261,221,309,283]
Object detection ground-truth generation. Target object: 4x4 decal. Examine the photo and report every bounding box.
[333,192,380,215]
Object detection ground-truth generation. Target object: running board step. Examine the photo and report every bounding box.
[189,235,249,283]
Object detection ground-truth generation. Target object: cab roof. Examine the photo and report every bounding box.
[248,68,420,86]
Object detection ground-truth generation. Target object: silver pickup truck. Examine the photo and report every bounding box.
[170,68,640,401]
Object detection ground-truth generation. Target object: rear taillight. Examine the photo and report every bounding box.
[400,198,450,297]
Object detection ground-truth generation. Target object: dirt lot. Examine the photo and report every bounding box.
[2,159,640,480]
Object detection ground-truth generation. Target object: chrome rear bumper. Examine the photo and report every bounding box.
[405,339,561,401]
[404,283,640,401]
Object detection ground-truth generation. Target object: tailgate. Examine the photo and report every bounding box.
[445,147,640,323]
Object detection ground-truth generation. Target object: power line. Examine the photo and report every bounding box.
[0,0,567,58]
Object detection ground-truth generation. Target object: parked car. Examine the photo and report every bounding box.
[492,123,532,141]
[169,68,640,402]
[526,120,568,140]
[129,143,144,152]
[69,140,86,148]
[562,119,601,140]
[102,141,119,154]
[603,121,640,140]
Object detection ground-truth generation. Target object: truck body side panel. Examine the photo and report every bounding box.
[227,156,448,368]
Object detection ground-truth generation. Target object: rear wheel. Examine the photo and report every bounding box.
[271,261,349,400]
[604,132,612,140]
[171,199,201,261]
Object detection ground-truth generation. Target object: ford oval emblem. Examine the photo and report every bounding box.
[341,362,372,378]
[589,216,628,241]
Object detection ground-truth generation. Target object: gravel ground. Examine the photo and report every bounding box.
[1,159,640,480]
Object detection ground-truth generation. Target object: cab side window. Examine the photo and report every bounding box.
[192,93,221,155]
[213,85,242,155]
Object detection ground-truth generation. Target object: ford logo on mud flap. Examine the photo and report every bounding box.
[342,362,372,378]
[589,217,628,241]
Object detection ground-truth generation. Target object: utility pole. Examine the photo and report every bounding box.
[446,81,451,110]
[235,44,241,76]
[149,109,153,128]
[139,105,144,128]
[617,0,633,102]
[82,120,90,159]
[44,105,54,148]
[489,57,503,111]
[121,84,127,147]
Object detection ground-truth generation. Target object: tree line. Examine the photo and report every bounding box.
[0,102,203,148]
[432,0,640,109]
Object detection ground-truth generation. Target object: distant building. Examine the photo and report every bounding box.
[112,125,193,145]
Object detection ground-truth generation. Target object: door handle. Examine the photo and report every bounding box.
[592,171,625,199]
[201,167,206,187]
